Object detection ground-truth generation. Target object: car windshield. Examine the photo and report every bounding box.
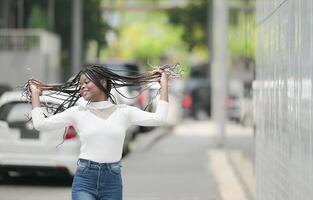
[0,103,31,123]
[106,65,129,76]
[0,102,59,123]
[106,64,141,76]
[106,64,142,93]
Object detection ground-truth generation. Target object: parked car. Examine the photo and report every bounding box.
[0,84,11,97]
[240,96,254,126]
[0,87,143,179]
[226,79,244,122]
[0,91,80,178]
[182,78,211,119]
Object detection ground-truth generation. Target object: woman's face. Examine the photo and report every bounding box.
[79,74,107,102]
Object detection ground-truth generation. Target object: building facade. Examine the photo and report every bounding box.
[0,0,60,88]
[255,0,313,199]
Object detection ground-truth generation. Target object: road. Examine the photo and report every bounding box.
[0,176,72,200]
[0,119,254,200]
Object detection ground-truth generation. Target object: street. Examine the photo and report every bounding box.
[0,119,254,200]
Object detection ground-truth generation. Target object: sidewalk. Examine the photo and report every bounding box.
[122,119,255,200]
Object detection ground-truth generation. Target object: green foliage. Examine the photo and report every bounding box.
[25,0,108,77]
[167,0,209,51]
[82,0,108,47]
[28,5,50,30]
[53,0,107,50]
[53,0,107,77]
[228,12,255,61]
[166,0,256,63]
[100,13,189,68]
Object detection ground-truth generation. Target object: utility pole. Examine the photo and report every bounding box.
[71,0,83,75]
[210,0,228,146]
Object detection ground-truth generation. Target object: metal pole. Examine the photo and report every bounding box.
[71,0,82,75]
[211,0,228,146]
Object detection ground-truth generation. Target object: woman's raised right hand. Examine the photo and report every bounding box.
[28,81,42,96]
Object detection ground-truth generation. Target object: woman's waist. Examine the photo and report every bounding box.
[78,158,121,168]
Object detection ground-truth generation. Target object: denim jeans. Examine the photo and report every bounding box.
[72,159,123,200]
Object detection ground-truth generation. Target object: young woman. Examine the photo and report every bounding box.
[27,64,173,200]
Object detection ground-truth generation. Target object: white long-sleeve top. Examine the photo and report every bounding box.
[31,100,168,163]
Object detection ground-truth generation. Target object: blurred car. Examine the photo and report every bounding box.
[226,79,244,122]
[0,91,80,178]
[105,63,145,106]
[0,84,11,97]
[182,78,211,119]
[240,96,254,126]
[226,94,242,122]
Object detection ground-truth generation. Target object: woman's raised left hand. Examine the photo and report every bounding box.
[152,67,168,88]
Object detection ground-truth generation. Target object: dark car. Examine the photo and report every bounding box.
[0,84,12,97]
[182,78,211,119]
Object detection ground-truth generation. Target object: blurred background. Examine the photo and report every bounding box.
[0,0,256,199]
[0,0,255,124]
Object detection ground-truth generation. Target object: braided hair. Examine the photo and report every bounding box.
[23,63,183,114]
[23,63,182,147]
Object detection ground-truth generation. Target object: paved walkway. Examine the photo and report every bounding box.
[123,120,220,200]
[122,119,255,200]
[123,120,253,200]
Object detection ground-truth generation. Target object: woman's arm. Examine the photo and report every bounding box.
[29,82,76,131]
[128,100,169,126]
[159,71,168,102]
[29,82,41,109]
[128,69,169,126]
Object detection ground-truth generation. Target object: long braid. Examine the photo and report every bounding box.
[24,63,183,147]
[23,63,183,115]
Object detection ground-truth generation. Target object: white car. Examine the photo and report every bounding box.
[0,91,80,178]
[0,89,138,178]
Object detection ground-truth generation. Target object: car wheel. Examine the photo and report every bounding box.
[0,170,9,180]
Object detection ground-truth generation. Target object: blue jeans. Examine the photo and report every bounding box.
[72,159,123,200]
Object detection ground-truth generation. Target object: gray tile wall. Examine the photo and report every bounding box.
[255,0,313,199]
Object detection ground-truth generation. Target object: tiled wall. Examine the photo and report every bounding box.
[255,0,313,199]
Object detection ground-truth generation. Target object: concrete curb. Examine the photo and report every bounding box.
[226,151,256,200]
[209,150,248,200]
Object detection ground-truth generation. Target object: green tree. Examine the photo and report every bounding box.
[165,0,211,64]
[167,0,209,51]
[228,12,255,63]
[27,0,108,78]
[100,12,189,68]
[54,0,108,77]
[28,4,50,30]
[166,0,256,65]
